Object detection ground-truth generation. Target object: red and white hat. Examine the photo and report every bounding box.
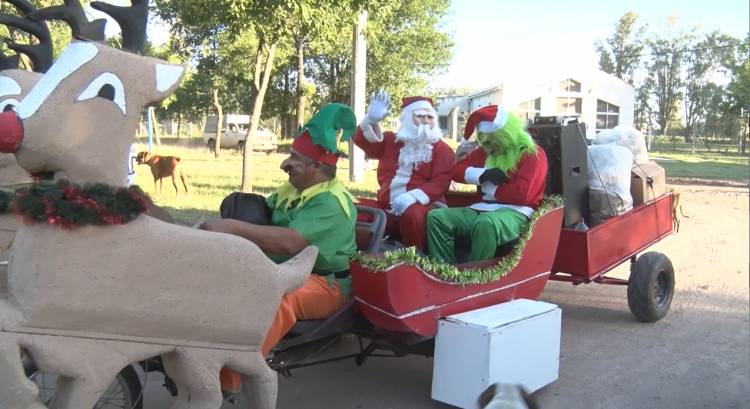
[401,96,434,113]
[291,131,340,166]
[463,105,509,139]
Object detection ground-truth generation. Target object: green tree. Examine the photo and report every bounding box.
[364,0,453,104]
[682,32,735,153]
[286,1,352,131]
[724,37,749,153]
[595,11,646,84]
[304,0,453,112]
[644,21,690,136]
[156,0,295,189]
[702,82,726,143]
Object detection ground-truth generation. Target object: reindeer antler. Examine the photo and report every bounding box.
[29,0,106,43]
[0,50,20,71]
[91,0,148,53]
[0,0,54,72]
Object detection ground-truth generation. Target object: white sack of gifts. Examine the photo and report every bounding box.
[587,144,633,224]
[595,126,650,165]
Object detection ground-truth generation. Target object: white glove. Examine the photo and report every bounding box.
[390,192,417,216]
[366,90,391,124]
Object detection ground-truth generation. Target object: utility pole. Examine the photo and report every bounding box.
[349,10,367,183]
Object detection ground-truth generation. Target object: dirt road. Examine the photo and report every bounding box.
[142,184,749,409]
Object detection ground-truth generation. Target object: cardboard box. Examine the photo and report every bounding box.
[431,299,561,409]
[630,161,666,206]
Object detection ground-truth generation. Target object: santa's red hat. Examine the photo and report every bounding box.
[401,96,434,112]
[463,105,510,139]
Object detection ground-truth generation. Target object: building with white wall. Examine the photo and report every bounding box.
[436,68,634,139]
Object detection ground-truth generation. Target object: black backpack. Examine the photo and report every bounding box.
[219,192,272,225]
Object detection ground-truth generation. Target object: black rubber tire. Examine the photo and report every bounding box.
[207,138,216,153]
[237,140,246,155]
[24,359,144,409]
[627,252,675,322]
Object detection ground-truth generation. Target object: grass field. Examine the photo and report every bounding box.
[649,150,749,183]
[136,136,749,225]
[134,137,382,225]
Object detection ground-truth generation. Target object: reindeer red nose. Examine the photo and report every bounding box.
[0,111,23,153]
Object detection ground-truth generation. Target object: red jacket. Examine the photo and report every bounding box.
[451,145,548,209]
[354,127,455,208]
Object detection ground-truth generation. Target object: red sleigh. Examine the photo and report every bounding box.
[350,192,565,337]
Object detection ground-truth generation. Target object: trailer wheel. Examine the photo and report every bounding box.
[207,138,216,153]
[627,252,674,322]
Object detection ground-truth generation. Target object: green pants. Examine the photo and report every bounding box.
[426,207,528,264]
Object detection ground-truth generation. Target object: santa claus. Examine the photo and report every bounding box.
[354,91,455,252]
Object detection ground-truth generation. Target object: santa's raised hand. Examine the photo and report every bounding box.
[366,90,391,124]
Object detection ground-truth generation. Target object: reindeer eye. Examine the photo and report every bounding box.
[76,72,126,114]
[97,84,115,101]
[0,99,20,112]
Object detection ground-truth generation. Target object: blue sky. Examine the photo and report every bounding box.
[433,0,749,89]
[90,0,748,91]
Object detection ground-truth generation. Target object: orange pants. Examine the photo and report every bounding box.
[220,274,344,391]
[357,198,430,252]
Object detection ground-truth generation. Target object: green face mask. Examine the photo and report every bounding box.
[478,133,504,156]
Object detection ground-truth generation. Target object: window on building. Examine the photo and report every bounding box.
[556,97,582,115]
[596,99,619,130]
[559,78,581,92]
[514,98,542,122]
[438,115,448,129]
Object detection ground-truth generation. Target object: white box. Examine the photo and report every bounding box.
[431,299,561,409]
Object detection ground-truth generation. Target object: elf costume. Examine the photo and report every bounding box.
[354,93,454,252]
[256,103,358,356]
[426,105,548,264]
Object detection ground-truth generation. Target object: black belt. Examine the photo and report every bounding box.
[316,270,351,279]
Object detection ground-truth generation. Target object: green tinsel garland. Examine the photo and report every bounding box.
[0,189,11,213]
[0,181,148,228]
[352,195,564,285]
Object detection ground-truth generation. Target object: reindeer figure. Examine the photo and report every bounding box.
[0,2,315,409]
[0,0,51,189]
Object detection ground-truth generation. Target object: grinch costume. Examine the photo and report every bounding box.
[258,103,358,356]
[354,92,454,252]
[426,106,548,264]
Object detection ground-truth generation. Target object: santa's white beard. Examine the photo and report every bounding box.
[395,114,443,168]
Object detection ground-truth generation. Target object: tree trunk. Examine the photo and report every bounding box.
[283,67,290,138]
[329,59,336,101]
[150,108,162,146]
[295,37,306,132]
[241,42,277,193]
[690,128,695,154]
[176,113,182,139]
[212,87,223,158]
[742,110,748,154]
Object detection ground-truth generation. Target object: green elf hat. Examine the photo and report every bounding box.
[292,103,356,166]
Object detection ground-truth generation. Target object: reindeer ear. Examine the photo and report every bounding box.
[154,63,185,97]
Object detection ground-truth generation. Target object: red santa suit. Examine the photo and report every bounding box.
[354,97,455,251]
[452,146,548,215]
